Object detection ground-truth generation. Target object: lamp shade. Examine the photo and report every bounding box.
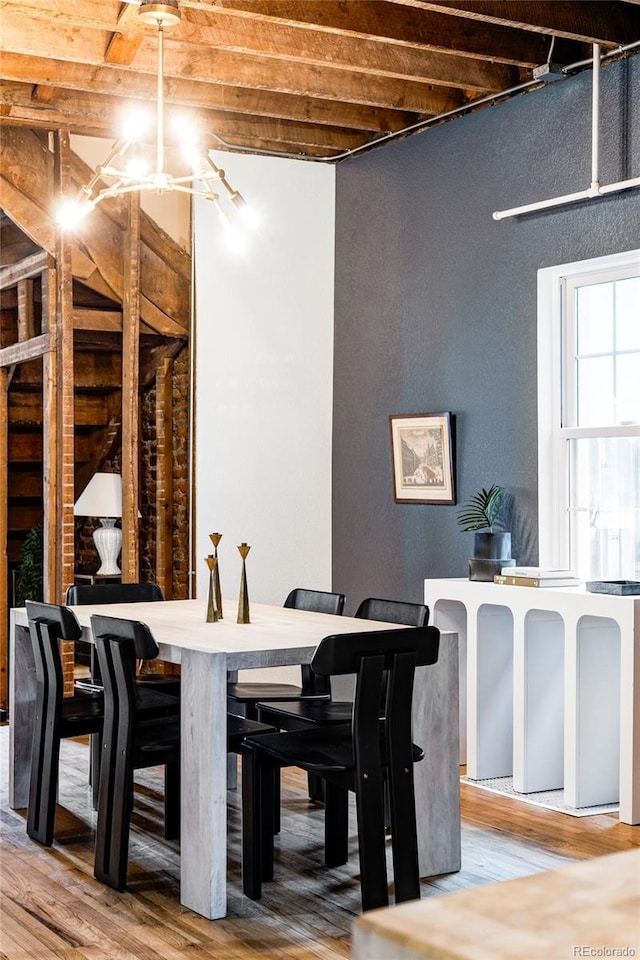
[74,473,122,518]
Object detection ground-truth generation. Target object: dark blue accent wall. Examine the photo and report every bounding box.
[333,57,640,612]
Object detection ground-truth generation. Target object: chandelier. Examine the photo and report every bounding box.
[58,0,247,230]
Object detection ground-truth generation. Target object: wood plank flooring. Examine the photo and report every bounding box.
[0,727,637,960]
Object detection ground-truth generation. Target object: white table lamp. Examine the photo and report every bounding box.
[74,473,123,575]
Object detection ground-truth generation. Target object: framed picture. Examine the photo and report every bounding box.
[389,412,456,504]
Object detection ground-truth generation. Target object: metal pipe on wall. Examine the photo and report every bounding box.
[493,43,640,220]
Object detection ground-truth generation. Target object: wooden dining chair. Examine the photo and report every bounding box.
[91,614,275,891]
[241,624,440,911]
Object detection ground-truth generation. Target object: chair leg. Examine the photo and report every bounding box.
[308,772,325,803]
[27,712,60,847]
[94,734,134,891]
[388,767,420,903]
[324,781,349,867]
[164,761,180,840]
[90,732,101,811]
[355,775,388,911]
[241,744,271,900]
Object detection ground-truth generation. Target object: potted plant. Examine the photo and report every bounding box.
[456,485,515,581]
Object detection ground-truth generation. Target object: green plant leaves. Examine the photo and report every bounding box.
[456,485,503,532]
[15,522,44,607]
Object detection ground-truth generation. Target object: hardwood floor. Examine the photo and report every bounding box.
[0,728,637,960]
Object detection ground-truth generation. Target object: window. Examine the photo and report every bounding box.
[538,250,640,580]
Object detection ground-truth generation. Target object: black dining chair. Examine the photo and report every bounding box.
[25,601,104,846]
[241,624,440,911]
[91,614,275,891]
[67,580,180,695]
[256,598,429,805]
[227,588,346,719]
[24,601,179,848]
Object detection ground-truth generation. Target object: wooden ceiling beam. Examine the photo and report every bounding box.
[0,7,516,92]
[0,60,424,139]
[212,0,588,68]
[0,10,513,97]
[105,1,145,65]
[403,1,640,46]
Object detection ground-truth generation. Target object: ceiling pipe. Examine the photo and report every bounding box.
[492,42,640,220]
[208,39,640,167]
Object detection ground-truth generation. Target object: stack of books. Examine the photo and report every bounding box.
[494,567,582,588]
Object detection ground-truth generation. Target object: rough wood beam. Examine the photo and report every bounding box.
[48,130,75,604]
[41,264,57,603]
[404,1,640,46]
[0,367,8,711]
[0,173,55,257]
[214,1,587,67]
[0,4,517,91]
[73,308,123,332]
[8,469,43,499]
[139,339,184,388]
[0,55,421,134]
[10,393,110,428]
[105,1,145,65]
[155,356,174,599]
[17,280,36,341]
[30,83,60,104]
[185,6,518,91]
[75,416,122,496]
[121,192,140,583]
[0,334,48,368]
[0,251,48,289]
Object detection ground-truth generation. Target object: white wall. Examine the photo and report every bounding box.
[194,151,335,609]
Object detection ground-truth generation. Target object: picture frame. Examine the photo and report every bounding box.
[389,412,456,504]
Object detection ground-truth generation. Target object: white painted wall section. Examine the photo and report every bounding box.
[194,151,335,610]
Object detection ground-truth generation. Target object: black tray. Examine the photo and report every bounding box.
[586,580,640,596]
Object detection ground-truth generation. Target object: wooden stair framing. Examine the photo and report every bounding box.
[0,126,191,712]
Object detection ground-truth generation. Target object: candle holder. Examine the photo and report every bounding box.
[209,532,223,619]
[237,542,251,624]
[205,555,219,623]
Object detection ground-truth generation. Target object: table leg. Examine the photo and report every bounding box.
[180,648,228,919]
[9,614,36,809]
[413,632,461,877]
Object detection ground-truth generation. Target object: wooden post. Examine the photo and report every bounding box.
[121,192,140,582]
[155,356,174,598]
[41,264,57,604]
[48,131,75,695]
[0,367,8,712]
[17,279,36,341]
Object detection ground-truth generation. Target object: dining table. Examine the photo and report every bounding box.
[9,598,461,920]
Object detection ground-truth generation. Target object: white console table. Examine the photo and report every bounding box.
[424,578,640,824]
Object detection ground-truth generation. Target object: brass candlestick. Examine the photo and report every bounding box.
[205,555,219,622]
[237,542,251,624]
[209,532,223,619]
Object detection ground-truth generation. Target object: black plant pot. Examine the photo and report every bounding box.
[468,532,515,581]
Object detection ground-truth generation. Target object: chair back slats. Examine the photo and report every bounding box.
[66,582,164,606]
[90,615,160,661]
[354,597,429,627]
[26,600,83,641]
[284,588,346,616]
[311,625,439,677]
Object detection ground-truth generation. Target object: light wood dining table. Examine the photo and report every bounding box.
[9,598,461,920]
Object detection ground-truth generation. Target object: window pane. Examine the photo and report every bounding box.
[569,436,640,580]
[576,356,614,425]
[616,353,640,424]
[616,277,640,351]
[576,282,613,355]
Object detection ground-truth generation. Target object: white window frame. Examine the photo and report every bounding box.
[537,248,640,570]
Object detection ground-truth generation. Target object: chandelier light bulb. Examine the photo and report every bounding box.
[54,0,249,229]
[57,198,91,228]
